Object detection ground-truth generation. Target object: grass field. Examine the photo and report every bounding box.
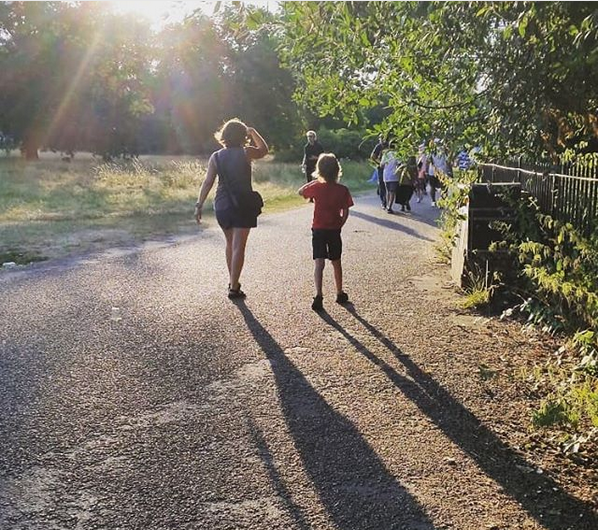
[0,153,374,264]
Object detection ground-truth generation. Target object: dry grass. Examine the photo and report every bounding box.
[0,153,373,263]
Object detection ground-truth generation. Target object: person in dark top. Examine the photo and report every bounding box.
[370,135,388,209]
[302,130,324,184]
[194,118,269,299]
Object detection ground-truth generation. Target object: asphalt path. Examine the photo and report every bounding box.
[0,193,595,529]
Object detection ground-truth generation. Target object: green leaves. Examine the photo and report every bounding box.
[278,1,598,158]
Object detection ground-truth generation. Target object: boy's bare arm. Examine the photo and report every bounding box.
[339,207,350,227]
[297,182,310,197]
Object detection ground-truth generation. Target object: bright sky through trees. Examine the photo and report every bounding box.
[108,0,278,28]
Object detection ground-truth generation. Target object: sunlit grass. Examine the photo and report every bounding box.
[0,154,373,262]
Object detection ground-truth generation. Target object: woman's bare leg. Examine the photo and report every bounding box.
[222,228,233,278]
[387,190,396,210]
[230,227,251,290]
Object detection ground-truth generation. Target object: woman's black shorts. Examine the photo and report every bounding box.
[216,208,257,229]
[312,229,342,260]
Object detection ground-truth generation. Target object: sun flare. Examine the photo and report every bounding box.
[107,1,213,28]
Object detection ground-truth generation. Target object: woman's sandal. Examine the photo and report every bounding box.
[228,284,246,300]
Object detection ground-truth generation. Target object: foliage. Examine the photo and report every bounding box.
[435,169,478,259]
[274,127,372,163]
[279,2,598,158]
[0,3,307,159]
[0,2,154,160]
[460,260,494,310]
[485,178,598,450]
[315,127,370,160]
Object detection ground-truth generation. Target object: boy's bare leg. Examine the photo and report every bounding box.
[331,259,343,294]
[314,258,325,296]
[230,227,251,290]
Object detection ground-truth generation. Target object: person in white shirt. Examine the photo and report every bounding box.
[382,149,400,214]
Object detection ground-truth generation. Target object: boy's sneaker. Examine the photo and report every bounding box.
[311,295,324,311]
[336,292,349,304]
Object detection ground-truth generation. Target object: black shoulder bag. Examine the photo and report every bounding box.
[214,152,264,217]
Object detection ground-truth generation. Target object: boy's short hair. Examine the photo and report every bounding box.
[215,118,248,147]
[314,153,342,183]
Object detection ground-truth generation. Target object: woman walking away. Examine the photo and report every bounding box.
[194,118,269,299]
[298,153,354,311]
[396,156,418,212]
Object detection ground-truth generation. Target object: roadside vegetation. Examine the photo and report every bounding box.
[0,154,373,263]
[438,166,598,460]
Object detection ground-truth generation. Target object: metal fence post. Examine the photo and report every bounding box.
[517,156,522,184]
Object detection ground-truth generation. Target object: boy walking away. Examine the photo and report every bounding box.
[298,153,354,311]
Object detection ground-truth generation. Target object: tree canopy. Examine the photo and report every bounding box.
[1,1,596,161]
[0,1,303,159]
[279,1,598,158]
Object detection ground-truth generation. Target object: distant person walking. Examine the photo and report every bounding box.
[302,130,324,184]
[194,118,268,299]
[415,145,428,203]
[298,153,354,311]
[396,156,418,212]
[429,145,451,207]
[370,135,388,210]
[381,148,400,214]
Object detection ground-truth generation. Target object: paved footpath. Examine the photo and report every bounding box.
[0,193,596,530]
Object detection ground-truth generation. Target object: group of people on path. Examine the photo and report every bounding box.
[371,136,454,213]
[194,122,471,311]
[195,121,353,312]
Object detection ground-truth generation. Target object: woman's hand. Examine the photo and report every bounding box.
[194,203,202,224]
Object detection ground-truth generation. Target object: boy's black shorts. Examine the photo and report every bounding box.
[312,229,342,260]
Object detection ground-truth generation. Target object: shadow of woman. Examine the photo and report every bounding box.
[235,300,437,530]
[318,306,597,530]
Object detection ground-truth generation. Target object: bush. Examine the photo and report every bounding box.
[274,127,373,163]
[315,127,371,160]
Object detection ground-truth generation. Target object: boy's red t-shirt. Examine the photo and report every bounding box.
[303,181,354,229]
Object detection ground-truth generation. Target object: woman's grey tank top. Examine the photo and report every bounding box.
[213,147,252,212]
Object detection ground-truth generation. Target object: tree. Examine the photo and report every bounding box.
[153,15,229,154]
[0,2,154,160]
[279,2,598,158]
[215,6,302,151]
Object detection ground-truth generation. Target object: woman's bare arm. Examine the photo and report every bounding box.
[195,155,217,224]
[245,127,269,160]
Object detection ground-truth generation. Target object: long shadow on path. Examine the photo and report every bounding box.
[318,307,597,530]
[350,210,436,241]
[235,301,436,530]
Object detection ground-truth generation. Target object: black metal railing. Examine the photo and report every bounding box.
[479,158,598,237]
